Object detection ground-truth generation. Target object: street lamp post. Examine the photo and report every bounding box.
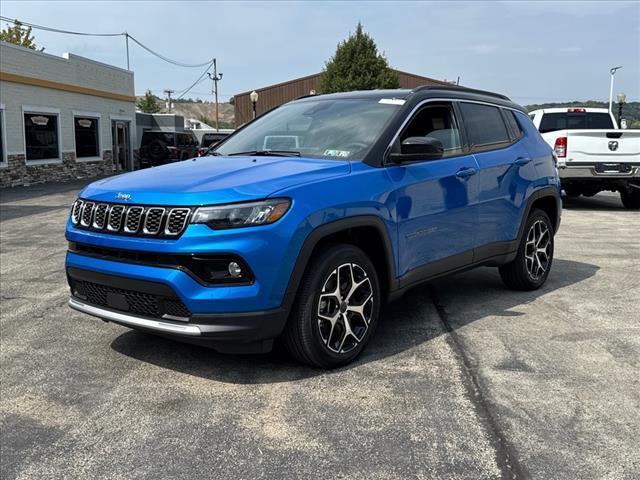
[608,66,623,113]
[617,92,627,128]
[250,90,258,120]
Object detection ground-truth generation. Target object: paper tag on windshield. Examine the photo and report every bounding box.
[324,149,350,157]
[379,98,406,105]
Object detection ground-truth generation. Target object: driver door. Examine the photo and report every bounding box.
[386,102,480,278]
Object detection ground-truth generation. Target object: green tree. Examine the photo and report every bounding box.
[136,90,161,113]
[320,22,399,94]
[0,20,40,50]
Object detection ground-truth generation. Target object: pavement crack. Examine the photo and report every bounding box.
[428,284,529,480]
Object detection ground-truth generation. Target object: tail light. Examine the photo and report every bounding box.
[167,146,179,159]
[567,108,585,113]
[554,137,567,158]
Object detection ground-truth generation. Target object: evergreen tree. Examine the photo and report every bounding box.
[136,90,161,113]
[0,20,40,50]
[320,22,399,94]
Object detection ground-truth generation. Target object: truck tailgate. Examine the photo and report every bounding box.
[566,130,640,163]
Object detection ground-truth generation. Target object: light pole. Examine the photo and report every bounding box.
[617,92,626,128]
[207,59,223,131]
[250,90,259,120]
[608,66,623,113]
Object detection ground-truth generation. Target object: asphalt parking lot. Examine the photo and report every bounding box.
[1,180,638,480]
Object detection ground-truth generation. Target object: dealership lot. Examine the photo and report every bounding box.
[1,181,638,479]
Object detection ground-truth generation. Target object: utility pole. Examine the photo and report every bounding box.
[164,89,175,113]
[208,59,223,131]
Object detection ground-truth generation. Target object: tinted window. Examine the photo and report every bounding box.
[538,112,614,133]
[503,110,523,140]
[201,133,228,148]
[141,132,175,146]
[74,117,99,158]
[400,103,463,157]
[24,113,59,161]
[459,103,510,147]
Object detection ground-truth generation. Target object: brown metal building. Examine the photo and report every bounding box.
[233,70,451,126]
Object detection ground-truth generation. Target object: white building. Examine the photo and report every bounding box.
[0,41,136,187]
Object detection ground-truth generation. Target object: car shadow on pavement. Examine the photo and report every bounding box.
[562,194,625,211]
[110,258,598,384]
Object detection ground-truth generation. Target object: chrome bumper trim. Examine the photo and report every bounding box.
[558,165,640,179]
[69,297,202,336]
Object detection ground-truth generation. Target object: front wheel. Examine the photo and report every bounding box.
[282,244,380,368]
[620,187,640,209]
[499,209,554,291]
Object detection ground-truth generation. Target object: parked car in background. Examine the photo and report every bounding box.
[66,86,561,368]
[192,129,234,156]
[529,107,640,209]
[137,130,199,168]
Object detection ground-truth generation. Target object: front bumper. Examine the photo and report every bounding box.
[66,259,289,350]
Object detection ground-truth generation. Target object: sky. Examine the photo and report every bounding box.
[2,1,639,105]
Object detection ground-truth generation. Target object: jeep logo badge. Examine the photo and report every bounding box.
[608,141,619,152]
[115,192,132,201]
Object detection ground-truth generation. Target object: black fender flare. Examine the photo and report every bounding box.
[280,215,397,314]
[516,186,562,245]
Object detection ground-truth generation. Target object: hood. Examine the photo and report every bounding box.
[81,156,351,205]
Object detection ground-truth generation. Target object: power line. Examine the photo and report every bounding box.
[126,34,213,68]
[0,16,213,68]
[0,15,123,36]
[175,61,215,99]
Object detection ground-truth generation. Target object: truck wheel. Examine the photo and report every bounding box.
[620,188,640,210]
[499,209,554,291]
[282,244,380,368]
[564,186,581,198]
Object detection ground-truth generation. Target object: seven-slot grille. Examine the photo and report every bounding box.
[71,200,192,237]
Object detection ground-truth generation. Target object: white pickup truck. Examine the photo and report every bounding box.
[528,107,640,209]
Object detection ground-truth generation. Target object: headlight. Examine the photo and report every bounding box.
[191,198,291,229]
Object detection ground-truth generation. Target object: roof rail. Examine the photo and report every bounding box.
[411,85,511,101]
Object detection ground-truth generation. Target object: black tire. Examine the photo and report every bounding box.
[564,186,581,198]
[620,188,640,209]
[282,244,380,368]
[499,209,554,291]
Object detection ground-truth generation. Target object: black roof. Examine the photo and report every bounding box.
[294,85,525,112]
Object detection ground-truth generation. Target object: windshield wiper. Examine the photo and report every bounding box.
[226,150,301,157]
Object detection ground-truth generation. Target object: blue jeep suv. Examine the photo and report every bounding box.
[66,86,561,368]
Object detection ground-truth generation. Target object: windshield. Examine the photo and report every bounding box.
[215,98,401,160]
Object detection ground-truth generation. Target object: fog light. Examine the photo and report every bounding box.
[228,261,242,278]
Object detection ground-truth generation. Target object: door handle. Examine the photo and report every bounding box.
[514,156,532,166]
[456,167,477,178]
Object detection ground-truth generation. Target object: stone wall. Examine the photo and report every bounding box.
[0,150,114,188]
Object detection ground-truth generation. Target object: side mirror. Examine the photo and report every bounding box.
[390,136,444,163]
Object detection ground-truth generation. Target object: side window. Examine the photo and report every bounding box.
[399,103,463,158]
[503,110,523,140]
[459,102,510,149]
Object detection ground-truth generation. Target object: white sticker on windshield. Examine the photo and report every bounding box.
[324,149,351,157]
[379,98,406,105]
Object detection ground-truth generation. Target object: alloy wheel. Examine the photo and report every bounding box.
[317,263,374,354]
[524,220,551,280]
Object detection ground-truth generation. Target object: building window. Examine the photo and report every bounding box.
[74,116,100,158]
[24,113,59,161]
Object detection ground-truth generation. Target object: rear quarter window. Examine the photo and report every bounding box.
[503,110,524,140]
[459,102,510,147]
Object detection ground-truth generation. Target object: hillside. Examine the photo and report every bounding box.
[136,95,235,127]
[525,101,640,128]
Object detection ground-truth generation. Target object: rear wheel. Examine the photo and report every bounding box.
[282,244,380,368]
[564,185,581,198]
[620,188,640,209]
[499,209,554,291]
